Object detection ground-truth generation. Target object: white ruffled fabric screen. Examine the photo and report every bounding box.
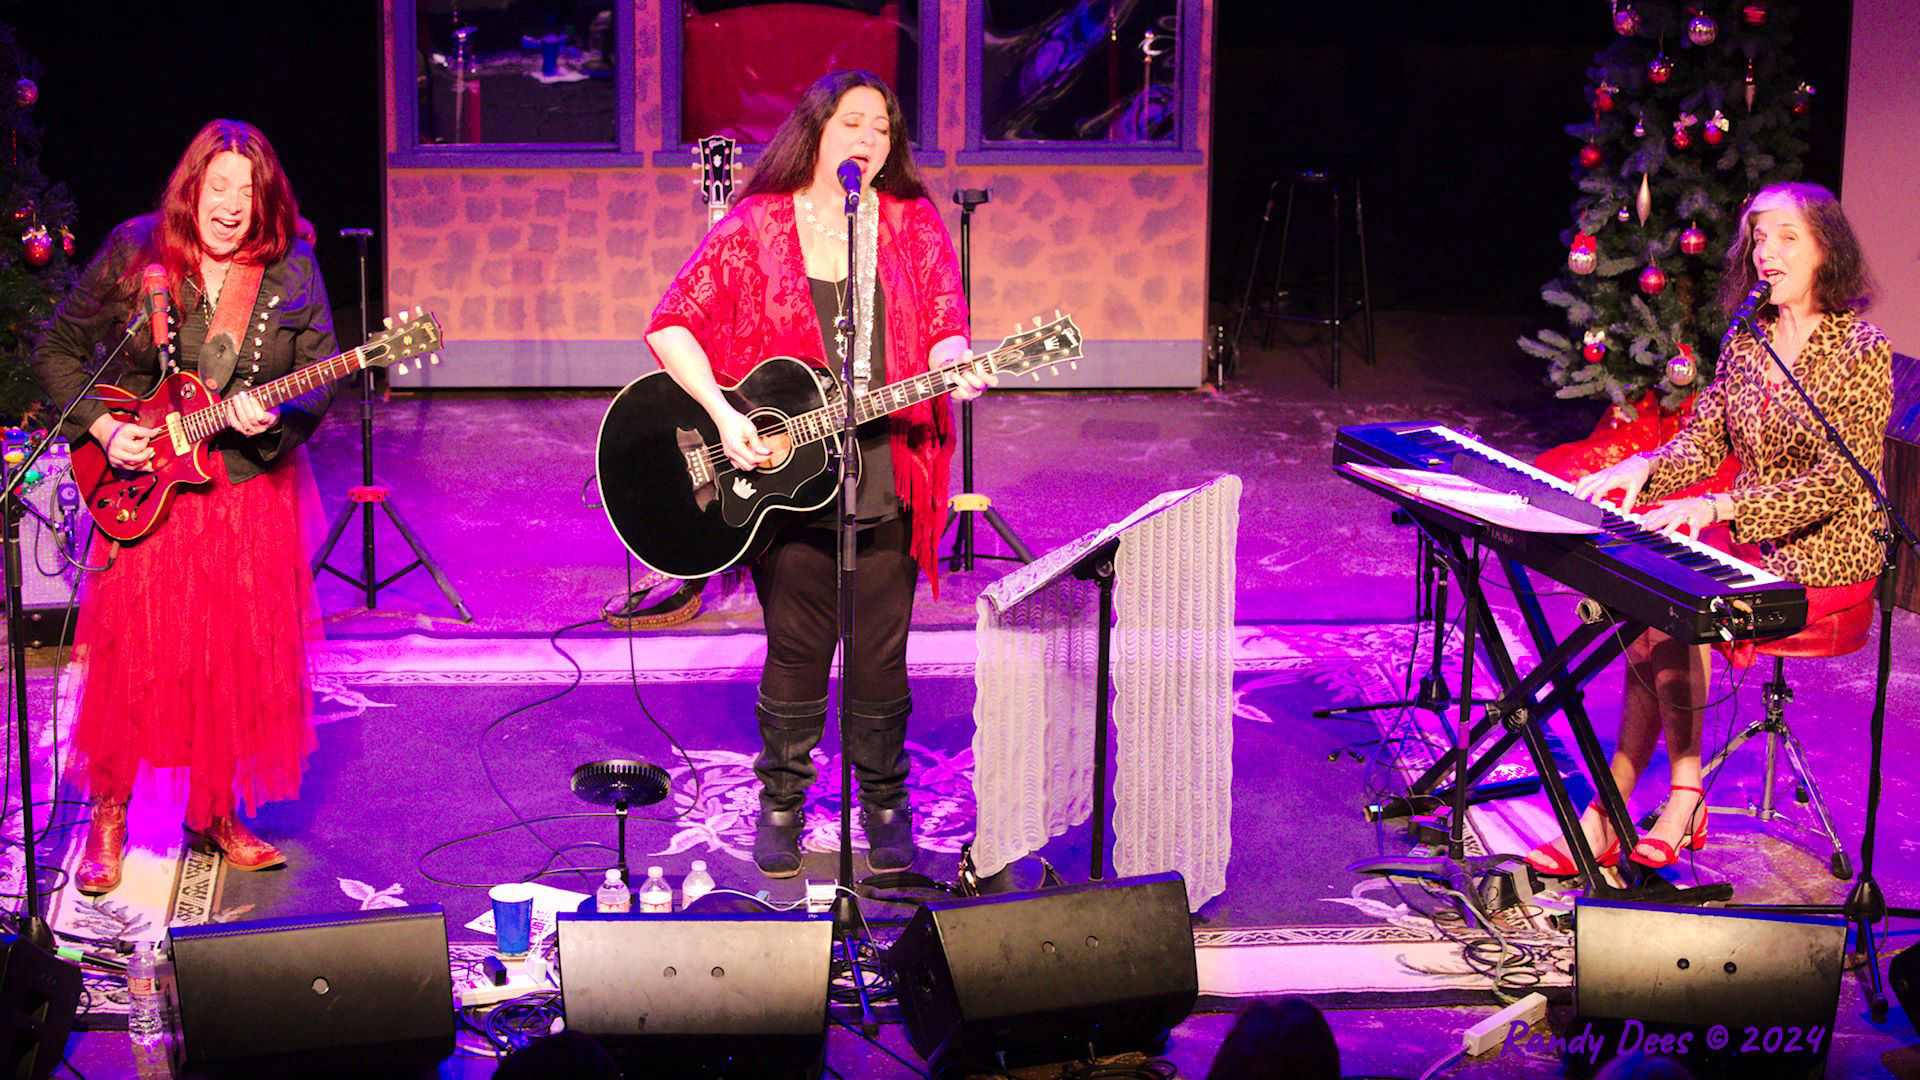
[970,475,1239,911]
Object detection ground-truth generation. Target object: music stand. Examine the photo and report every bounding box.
[945,188,1035,571]
[311,228,471,621]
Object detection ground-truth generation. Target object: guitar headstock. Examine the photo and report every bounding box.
[371,308,444,376]
[991,312,1084,381]
[696,135,738,212]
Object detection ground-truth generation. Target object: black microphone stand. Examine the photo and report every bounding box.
[944,188,1033,571]
[829,172,880,1036]
[4,307,150,946]
[311,227,471,621]
[1724,303,1920,1022]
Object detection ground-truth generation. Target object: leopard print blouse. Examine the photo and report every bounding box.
[1642,309,1893,588]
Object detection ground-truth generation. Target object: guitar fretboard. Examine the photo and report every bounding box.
[177,346,369,444]
[780,353,1001,448]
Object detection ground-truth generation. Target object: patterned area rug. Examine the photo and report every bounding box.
[36,620,1578,1020]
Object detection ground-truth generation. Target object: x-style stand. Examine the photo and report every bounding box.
[1347,468,1731,905]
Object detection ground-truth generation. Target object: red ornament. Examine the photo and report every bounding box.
[1791,82,1815,116]
[1671,126,1691,151]
[13,79,36,109]
[1639,263,1668,295]
[1688,14,1719,46]
[1614,5,1642,35]
[1569,233,1599,275]
[1680,224,1707,256]
[59,226,74,256]
[1578,143,1604,168]
[1649,55,1673,84]
[1743,3,1768,25]
[1703,111,1728,145]
[10,203,31,225]
[1595,81,1617,112]
[1583,329,1608,363]
[22,227,51,268]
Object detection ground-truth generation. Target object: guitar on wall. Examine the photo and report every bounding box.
[72,309,444,543]
[597,313,1085,579]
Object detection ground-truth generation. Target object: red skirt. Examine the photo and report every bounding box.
[71,450,322,828]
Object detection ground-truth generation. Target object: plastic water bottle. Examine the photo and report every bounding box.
[639,865,673,913]
[595,868,632,914]
[682,860,715,909]
[127,944,169,1078]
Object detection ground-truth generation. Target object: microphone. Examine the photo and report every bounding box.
[836,158,863,194]
[142,264,170,351]
[1732,278,1772,330]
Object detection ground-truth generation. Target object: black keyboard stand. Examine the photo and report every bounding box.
[1349,469,1732,906]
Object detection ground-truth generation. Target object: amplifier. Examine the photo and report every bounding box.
[2,433,92,647]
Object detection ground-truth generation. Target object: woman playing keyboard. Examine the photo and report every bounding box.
[1526,182,1892,874]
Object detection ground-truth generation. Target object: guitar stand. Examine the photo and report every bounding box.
[1347,471,1731,906]
[945,188,1035,572]
[311,228,471,621]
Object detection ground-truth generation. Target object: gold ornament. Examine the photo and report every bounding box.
[1636,174,1652,226]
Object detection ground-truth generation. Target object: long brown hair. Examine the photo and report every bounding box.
[739,71,929,201]
[143,119,307,295]
[1718,182,1875,318]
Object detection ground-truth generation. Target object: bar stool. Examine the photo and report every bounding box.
[1231,168,1375,388]
[1663,594,1875,880]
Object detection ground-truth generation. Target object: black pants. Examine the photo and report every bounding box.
[749,516,915,814]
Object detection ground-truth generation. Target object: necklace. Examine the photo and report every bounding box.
[201,258,231,308]
[795,193,848,244]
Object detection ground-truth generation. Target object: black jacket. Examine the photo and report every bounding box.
[30,215,338,483]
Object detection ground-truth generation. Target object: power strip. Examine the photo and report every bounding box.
[1462,992,1549,1057]
[456,955,554,1010]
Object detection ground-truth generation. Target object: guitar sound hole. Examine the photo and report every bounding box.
[758,430,794,471]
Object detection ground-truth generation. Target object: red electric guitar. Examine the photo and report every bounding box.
[72,308,444,543]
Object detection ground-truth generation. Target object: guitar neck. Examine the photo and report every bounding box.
[178,346,366,445]
[783,351,1002,450]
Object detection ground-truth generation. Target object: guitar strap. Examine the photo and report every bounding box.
[197,261,266,392]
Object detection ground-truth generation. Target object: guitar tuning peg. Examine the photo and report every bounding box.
[1054,308,1062,320]
[1069,361,1078,370]
[1030,371,1041,381]
[413,305,423,318]
[429,353,441,365]
[398,309,412,322]
[396,363,410,376]
[383,316,393,330]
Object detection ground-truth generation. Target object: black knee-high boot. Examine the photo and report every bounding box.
[849,695,914,872]
[753,695,826,878]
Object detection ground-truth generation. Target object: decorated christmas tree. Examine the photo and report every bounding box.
[0,23,78,423]
[1520,1,1813,419]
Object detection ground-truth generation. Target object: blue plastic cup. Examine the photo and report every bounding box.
[490,883,535,957]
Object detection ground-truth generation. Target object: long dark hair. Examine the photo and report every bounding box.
[740,71,929,201]
[1718,181,1875,318]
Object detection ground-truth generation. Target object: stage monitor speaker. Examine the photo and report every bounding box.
[886,872,1197,1074]
[1891,942,1920,1030]
[170,904,455,1076]
[1,437,92,647]
[556,912,833,1078]
[0,933,83,1080]
[1572,898,1845,1080]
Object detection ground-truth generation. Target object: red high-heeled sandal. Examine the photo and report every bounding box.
[1523,801,1621,876]
[1629,784,1709,869]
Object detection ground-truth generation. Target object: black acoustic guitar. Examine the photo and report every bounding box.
[597,313,1084,578]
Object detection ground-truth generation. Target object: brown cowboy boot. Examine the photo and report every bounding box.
[194,816,287,871]
[76,800,129,896]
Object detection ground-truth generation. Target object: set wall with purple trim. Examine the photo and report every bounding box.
[380,0,1216,389]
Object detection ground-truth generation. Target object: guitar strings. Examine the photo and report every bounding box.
[694,346,1016,474]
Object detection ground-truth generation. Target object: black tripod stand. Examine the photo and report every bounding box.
[944,188,1034,572]
[1721,297,1920,1022]
[312,228,471,621]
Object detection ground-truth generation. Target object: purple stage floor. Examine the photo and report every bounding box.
[31,311,1920,1078]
